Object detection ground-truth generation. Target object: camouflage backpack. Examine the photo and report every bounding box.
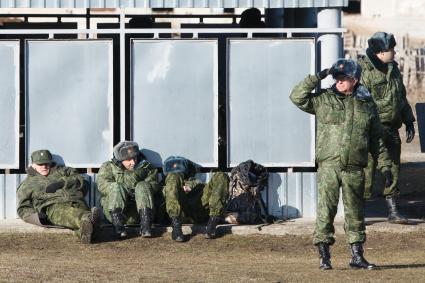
[224,160,270,224]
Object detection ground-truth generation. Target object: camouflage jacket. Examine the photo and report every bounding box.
[358,53,415,129]
[290,75,391,171]
[96,158,160,197]
[17,165,87,226]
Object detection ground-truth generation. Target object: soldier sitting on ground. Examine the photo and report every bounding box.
[162,156,229,242]
[96,141,160,238]
[17,149,100,244]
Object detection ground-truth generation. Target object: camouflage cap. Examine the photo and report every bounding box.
[113,141,139,161]
[31,149,53,165]
[368,32,396,53]
[331,58,361,80]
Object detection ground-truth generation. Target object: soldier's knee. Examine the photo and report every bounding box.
[110,183,126,194]
[211,172,229,183]
[165,172,184,184]
[135,181,152,193]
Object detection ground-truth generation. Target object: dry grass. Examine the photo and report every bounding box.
[1,231,425,282]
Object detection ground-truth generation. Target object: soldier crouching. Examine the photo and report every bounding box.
[17,149,100,244]
[96,141,161,238]
[163,156,229,242]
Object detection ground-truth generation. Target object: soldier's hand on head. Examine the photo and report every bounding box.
[316,68,330,80]
[406,123,415,143]
[383,170,393,188]
[45,180,65,193]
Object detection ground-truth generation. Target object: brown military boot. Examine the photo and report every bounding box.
[80,215,94,244]
[80,207,100,244]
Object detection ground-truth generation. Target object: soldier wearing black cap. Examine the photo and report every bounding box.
[359,32,416,224]
[17,149,100,244]
[96,141,160,238]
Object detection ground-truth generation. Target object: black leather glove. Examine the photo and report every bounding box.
[316,68,329,80]
[45,180,65,193]
[406,123,415,143]
[383,170,393,188]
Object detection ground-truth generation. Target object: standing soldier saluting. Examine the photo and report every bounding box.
[290,59,392,270]
[359,32,416,224]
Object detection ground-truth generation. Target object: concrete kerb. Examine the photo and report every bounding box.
[2,217,425,236]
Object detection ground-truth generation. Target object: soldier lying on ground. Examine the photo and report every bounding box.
[290,59,392,270]
[96,141,161,238]
[17,149,100,244]
[162,156,229,242]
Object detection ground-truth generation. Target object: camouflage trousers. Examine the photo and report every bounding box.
[45,201,91,237]
[101,181,158,225]
[164,172,229,223]
[364,127,401,199]
[313,165,366,246]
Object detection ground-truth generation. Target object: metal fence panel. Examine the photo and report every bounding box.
[227,39,315,167]
[131,39,218,167]
[26,40,114,168]
[0,41,20,169]
[0,0,347,7]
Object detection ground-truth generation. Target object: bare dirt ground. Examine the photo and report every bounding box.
[1,231,425,282]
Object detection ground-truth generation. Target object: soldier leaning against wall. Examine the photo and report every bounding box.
[96,141,161,239]
[17,149,100,244]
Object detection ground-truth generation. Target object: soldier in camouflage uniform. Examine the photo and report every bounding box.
[290,59,392,270]
[359,32,416,224]
[17,149,99,244]
[162,156,229,242]
[96,141,160,238]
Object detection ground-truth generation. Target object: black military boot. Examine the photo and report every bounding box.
[171,217,184,242]
[110,208,127,238]
[205,216,220,239]
[317,243,332,270]
[139,208,153,238]
[386,197,408,224]
[349,243,377,270]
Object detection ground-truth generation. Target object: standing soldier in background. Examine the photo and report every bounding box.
[97,141,160,238]
[359,32,416,224]
[290,59,392,270]
[162,156,229,242]
[17,149,100,244]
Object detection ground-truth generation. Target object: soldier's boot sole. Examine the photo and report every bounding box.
[349,263,377,270]
[80,218,94,244]
[140,230,152,238]
[388,217,409,225]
